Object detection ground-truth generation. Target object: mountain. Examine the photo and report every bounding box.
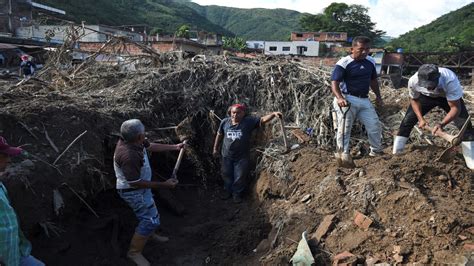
[180,1,306,41]
[36,0,304,41]
[388,3,474,52]
[36,0,234,36]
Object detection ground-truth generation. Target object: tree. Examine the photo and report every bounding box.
[223,37,247,51]
[300,2,385,42]
[175,25,190,38]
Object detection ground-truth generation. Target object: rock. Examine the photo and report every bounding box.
[311,214,336,242]
[463,243,474,251]
[437,175,448,181]
[358,169,365,177]
[300,194,311,203]
[458,235,467,240]
[20,159,35,168]
[332,251,357,266]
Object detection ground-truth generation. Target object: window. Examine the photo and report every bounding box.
[282,46,290,51]
[269,46,277,51]
[296,33,303,37]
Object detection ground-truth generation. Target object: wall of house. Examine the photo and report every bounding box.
[291,32,347,42]
[264,41,319,56]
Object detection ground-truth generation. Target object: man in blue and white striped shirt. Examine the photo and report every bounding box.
[331,36,384,164]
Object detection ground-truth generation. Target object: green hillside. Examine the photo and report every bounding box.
[182,2,305,41]
[36,0,234,36]
[389,3,474,52]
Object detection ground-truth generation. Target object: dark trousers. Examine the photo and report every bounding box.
[398,94,473,141]
[221,157,249,195]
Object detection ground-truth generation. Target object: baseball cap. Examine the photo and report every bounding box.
[0,136,23,156]
[417,64,440,88]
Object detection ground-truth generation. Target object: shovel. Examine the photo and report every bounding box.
[335,103,355,168]
[170,140,188,180]
[278,116,291,154]
[423,115,471,162]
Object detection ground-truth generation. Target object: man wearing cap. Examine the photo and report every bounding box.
[212,104,282,203]
[331,36,384,165]
[0,136,44,266]
[114,119,185,266]
[392,64,473,163]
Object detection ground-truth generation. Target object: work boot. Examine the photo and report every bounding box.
[369,149,384,157]
[127,233,150,266]
[149,233,169,243]
[392,136,408,154]
[461,141,474,169]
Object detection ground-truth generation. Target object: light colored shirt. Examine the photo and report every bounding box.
[408,67,463,101]
[0,182,32,266]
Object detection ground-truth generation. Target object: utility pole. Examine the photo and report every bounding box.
[8,0,13,35]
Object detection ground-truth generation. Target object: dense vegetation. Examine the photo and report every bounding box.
[37,0,233,36]
[388,3,474,52]
[181,1,305,41]
[299,3,385,43]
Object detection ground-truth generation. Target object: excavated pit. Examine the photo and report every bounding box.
[0,52,473,265]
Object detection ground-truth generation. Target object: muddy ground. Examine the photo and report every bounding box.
[0,55,473,265]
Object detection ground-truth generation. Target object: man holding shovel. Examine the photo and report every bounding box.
[392,64,473,168]
[331,36,384,167]
[213,104,282,203]
[113,119,185,266]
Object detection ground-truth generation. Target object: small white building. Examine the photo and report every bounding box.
[246,41,265,50]
[264,41,319,56]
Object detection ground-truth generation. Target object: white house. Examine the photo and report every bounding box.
[246,41,265,50]
[264,41,319,56]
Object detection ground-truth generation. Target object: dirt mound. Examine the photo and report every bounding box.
[0,45,472,265]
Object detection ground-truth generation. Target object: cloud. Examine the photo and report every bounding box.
[191,0,472,37]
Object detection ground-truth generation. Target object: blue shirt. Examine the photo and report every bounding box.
[218,116,261,159]
[331,55,377,97]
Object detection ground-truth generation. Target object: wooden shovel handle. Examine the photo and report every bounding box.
[423,126,456,144]
[279,117,289,151]
[171,140,187,179]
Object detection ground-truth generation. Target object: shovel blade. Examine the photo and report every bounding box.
[436,145,460,163]
[335,152,356,168]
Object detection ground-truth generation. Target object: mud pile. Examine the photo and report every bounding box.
[0,48,472,264]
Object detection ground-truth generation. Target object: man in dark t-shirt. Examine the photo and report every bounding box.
[213,104,282,203]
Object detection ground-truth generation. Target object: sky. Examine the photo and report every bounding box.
[190,0,472,37]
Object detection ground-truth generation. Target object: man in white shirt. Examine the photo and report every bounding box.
[392,64,473,167]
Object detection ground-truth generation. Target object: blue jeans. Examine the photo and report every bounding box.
[221,157,249,195]
[118,189,160,236]
[20,255,44,266]
[333,95,382,153]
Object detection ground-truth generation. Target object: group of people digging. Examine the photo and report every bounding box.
[1,35,472,266]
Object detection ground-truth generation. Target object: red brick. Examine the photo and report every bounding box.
[464,243,474,251]
[313,214,336,242]
[354,211,373,230]
[333,251,357,266]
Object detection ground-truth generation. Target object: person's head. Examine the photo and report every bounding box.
[21,55,29,61]
[228,104,246,123]
[351,36,372,60]
[417,64,440,90]
[120,119,145,143]
[0,136,23,172]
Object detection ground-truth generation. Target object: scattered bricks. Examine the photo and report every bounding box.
[354,211,373,230]
[466,227,474,235]
[312,214,336,242]
[290,129,311,143]
[332,251,357,266]
[464,243,474,251]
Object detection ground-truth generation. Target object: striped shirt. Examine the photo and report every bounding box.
[0,182,32,266]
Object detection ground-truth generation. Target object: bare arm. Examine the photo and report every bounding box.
[213,133,223,156]
[147,142,182,153]
[410,98,426,128]
[331,80,348,107]
[260,112,282,124]
[432,99,461,134]
[370,78,383,106]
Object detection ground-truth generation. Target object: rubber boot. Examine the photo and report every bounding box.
[149,233,169,243]
[392,136,408,154]
[127,233,151,266]
[461,141,474,169]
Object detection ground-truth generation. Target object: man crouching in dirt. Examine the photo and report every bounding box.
[213,104,282,203]
[392,64,473,167]
[331,36,384,166]
[0,136,44,266]
[114,119,185,266]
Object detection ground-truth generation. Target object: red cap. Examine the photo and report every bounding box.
[230,104,246,111]
[0,136,23,156]
[21,55,29,61]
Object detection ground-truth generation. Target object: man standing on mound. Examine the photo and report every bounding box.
[213,104,282,203]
